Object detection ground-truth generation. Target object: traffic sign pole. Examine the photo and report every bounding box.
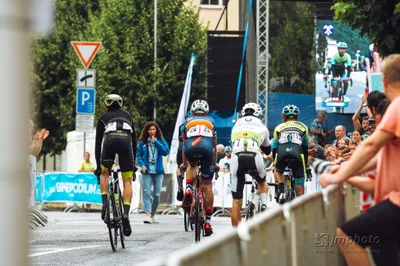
[72,41,101,159]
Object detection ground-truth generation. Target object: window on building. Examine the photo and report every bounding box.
[201,0,221,6]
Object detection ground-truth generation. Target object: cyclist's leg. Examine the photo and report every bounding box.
[176,146,184,201]
[118,138,135,236]
[230,152,244,227]
[100,137,115,220]
[342,72,349,95]
[182,140,197,209]
[292,150,306,196]
[273,146,286,198]
[331,77,338,98]
[254,152,268,209]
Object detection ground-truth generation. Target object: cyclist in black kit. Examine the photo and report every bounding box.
[94,94,137,237]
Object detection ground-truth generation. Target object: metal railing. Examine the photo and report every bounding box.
[138,184,362,266]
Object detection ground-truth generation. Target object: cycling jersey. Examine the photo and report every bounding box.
[183,115,216,183]
[272,121,309,184]
[331,53,352,78]
[95,110,137,179]
[231,116,270,153]
[230,116,271,200]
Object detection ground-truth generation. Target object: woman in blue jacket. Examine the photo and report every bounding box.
[137,121,169,224]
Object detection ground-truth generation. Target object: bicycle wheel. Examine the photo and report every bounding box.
[107,192,117,252]
[117,185,125,249]
[194,186,201,243]
[184,209,189,232]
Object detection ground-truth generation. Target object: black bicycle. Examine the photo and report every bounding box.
[96,160,125,252]
[245,170,277,220]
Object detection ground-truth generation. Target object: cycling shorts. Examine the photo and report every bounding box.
[230,151,267,200]
[274,143,306,186]
[184,137,215,184]
[331,72,347,85]
[101,131,135,179]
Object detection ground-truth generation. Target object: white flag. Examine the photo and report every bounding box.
[168,53,196,173]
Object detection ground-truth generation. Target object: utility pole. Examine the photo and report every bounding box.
[153,0,157,121]
[0,0,30,265]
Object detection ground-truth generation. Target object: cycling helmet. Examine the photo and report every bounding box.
[224,146,232,152]
[369,43,374,52]
[337,42,348,49]
[104,94,123,107]
[282,104,300,118]
[190,100,209,114]
[241,102,262,118]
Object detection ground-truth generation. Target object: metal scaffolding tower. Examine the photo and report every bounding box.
[256,0,269,124]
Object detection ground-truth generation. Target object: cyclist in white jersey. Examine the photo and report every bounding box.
[230,103,271,227]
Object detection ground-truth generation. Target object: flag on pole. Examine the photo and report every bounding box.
[168,53,196,173]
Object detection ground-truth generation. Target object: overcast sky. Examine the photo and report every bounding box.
[31,0,54,34]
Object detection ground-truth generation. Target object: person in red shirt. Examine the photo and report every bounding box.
[319,54,400,266]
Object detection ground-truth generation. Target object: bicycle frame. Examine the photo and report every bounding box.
[189,161,206,242]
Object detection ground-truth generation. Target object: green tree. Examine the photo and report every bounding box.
[32,0,100,156]
[269,2,317,94]
[33,0,207,155]
[316,20,370,57]
[333,0,400,57]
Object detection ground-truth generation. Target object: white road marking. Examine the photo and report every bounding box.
[29,245,100,257]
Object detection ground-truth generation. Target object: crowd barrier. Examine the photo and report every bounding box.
[137,183,361,266]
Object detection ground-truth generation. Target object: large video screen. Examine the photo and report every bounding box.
[315,20,372,113]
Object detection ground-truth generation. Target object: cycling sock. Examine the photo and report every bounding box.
[101,194,107,206]
[278,183,285,194]
[186,181,193,191]
[123,202,131,216]
[260,193,268,206]
[205,208,213,223]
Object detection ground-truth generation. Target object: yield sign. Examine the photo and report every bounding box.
[71,41,102,69]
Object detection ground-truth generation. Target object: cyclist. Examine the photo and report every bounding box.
[230,103,271,227]
[272,105,309,203]
[331,42,352,99]
[94,94,137,237]
[181,100,217,236]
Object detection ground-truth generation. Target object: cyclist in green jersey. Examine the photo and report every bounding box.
[331,42,352,98]
[272,105,309,202]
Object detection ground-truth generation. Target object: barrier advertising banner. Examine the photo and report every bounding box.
[42,173,101,204]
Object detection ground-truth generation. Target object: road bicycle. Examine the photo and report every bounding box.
[96,160,125,252]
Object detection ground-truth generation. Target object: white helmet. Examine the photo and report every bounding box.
[241,102,262,118]
[105,94,123,107]
[191,100,209,114]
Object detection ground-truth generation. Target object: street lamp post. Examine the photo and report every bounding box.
[153,0,157,121]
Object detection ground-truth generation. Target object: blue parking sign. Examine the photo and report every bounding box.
[76,88,96,114]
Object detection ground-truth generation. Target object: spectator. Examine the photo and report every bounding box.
[310,111,329,146]
[308,136,326,161]
[351,129,362,146]
[367,91,386,117]
[216,144,225,166]
[218,146,232,173]
[137,121,169,224]
[319,54,400,266]
[78,152,95,212]
[29,119,49,156]
[331,125,351,146]
[352,95,372,135]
